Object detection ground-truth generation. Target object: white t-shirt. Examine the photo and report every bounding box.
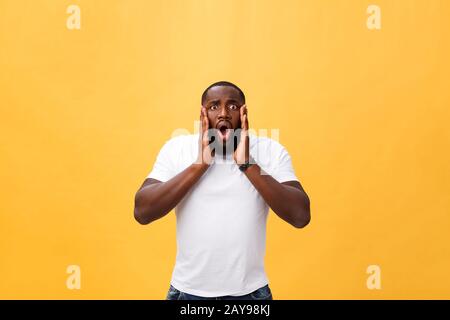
[147,133,299,297]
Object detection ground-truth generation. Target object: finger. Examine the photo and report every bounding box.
[202,109,209,141]
[200,107,205,130]
[241,105,248,129]
[202,108,209,130]
[201,108,210,143]
[240,104,246,116]
[240,104,246,128]
[243,114,249,131]
[199,107,207,143]
[199,107,204,137]
[244,105,249,130]
[200,106,203,120]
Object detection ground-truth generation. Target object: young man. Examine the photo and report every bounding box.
[134,81,311,300]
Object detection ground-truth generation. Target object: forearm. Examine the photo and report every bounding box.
[243,164,310,228]
[134,163,209,224]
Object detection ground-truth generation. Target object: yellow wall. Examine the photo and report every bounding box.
[1,0,449,299]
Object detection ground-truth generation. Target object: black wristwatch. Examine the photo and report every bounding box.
[238,158,255,172]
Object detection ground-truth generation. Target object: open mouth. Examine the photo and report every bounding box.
[216,122,232,142]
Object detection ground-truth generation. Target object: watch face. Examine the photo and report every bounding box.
[239,163,251,172]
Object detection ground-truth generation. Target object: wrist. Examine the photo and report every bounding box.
[238,155,256,172]
[192,161,210,173]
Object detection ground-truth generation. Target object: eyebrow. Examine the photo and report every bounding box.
[207,98,240,105]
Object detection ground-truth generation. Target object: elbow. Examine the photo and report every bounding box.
[292,202,311,229]
[134,192,152,225]
[134,207,151,225]
[292,214,310,228]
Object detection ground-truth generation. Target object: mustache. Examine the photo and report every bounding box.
[206,128,243,143]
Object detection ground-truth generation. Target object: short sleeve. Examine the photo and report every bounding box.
[270,143,299,183]
[146,138,178,182]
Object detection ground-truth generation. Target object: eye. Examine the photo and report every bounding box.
[228,104,238,110]
[210,104,218,110]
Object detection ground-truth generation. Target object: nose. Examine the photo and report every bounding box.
[218,105,231,120]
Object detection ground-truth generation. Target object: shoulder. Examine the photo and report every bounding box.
[161,133,197,150]
[249,134,292,171]
[250,133,287,154]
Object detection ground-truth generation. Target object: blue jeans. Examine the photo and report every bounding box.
[166,284,273,300]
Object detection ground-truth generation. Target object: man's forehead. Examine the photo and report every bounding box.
[205,86,242,102]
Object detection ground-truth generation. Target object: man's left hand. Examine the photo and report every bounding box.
[233,104,249,165]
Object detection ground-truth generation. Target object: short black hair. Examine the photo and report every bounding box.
[201,81,246,105]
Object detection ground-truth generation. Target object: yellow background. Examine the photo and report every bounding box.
[1,0,449,299]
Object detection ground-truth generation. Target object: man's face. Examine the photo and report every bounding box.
[202,86,244,145]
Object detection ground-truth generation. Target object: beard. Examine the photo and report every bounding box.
[207,128,242,157]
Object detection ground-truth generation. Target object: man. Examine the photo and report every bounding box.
[134,81,311,300]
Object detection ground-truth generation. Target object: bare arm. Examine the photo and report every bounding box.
[134,106,213,225]
[234,104,311,228]
[244,165,311,228]
[134,163,209,225]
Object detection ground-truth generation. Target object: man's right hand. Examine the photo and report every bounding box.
[135,109,212,225]
[196,107,214,166]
